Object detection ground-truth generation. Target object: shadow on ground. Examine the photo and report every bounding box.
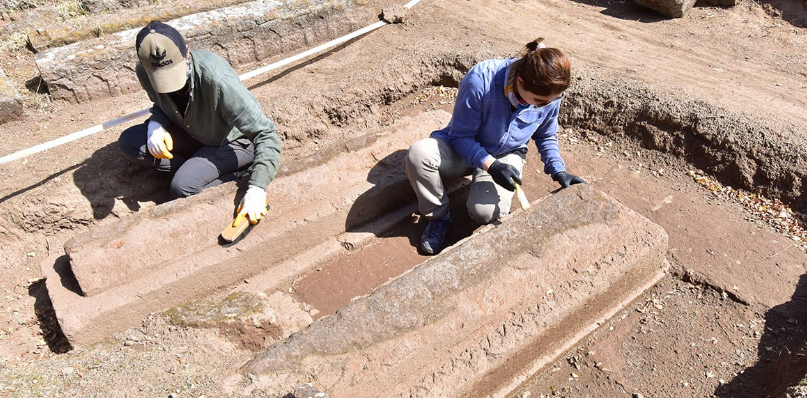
[575,0,807,28]
[759,0,807,28]
[0,163,82,205]
[344,148,480,253]
[345,149,415,231]
[715,273,807,397]
[73,141,172,219]
[28,279,72,354]
[569,0,668,22]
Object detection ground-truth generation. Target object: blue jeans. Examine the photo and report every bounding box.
[118,122,254,198]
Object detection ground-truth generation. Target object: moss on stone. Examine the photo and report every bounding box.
[163,291,266,328]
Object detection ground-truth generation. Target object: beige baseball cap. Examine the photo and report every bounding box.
[135,22,188,93]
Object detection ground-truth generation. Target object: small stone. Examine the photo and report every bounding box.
[62,367,74,375]
[381,5,407,23]
[291,383,329,398]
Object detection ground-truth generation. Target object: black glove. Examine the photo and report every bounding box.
[488,160,522,191]
[552,171,587,188]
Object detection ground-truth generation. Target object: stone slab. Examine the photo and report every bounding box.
[41,111,449,347]
[15,0,249,51]
[225,184,669,397]
[630,0,697,18]
[700,0,736,6]
[0,66,23,124]
[563,149,807,310]
[34,0,379,103]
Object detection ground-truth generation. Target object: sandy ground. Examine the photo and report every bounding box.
[1,0,807,396]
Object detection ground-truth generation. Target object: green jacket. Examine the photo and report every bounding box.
[136,49,281,189]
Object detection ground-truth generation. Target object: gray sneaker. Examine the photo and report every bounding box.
[420,212,452,255]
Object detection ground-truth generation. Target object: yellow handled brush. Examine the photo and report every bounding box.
[514,182,530,210]
[219,204,270,245]
[220,212,250,243]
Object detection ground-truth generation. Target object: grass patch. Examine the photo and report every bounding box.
[4,0,43,12]
[0,32,30,52]
[54,0,88,19]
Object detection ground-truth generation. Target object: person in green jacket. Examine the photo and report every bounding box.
[118,21,281,225]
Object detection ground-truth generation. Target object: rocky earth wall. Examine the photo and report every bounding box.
[561,67,807,210]
[34,0,380,103]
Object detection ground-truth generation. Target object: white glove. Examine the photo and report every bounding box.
[237,185,267,225]
[146,120,173,159]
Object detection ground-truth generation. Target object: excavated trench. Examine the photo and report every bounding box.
[30,48,807,398]
[6,1,807,396]
[196,77,807,395]
[146,64,807,393]
[41,72,806,395]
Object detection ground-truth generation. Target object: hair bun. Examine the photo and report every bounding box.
[526,38,547,52]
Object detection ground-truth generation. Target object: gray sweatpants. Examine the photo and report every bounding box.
[404,137,525,225]
[118,122,254,198]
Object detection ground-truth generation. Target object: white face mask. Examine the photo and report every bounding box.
[505,63,528,109]
[508,90,530,110]
[505,41,548,109]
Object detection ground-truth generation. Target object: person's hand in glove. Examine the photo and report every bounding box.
[552,171,587,188]
[237,185,267,225]
[487,160,522,192]
[146,120,174,159]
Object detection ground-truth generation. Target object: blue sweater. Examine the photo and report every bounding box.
[431,58,566,175]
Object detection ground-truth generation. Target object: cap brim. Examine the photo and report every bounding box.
[146,61,187,93]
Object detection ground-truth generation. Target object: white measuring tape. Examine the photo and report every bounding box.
[0,0,423,166]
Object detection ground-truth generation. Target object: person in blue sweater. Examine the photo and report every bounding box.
[404,38,586,255]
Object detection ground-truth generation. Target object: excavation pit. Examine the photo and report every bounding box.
[40,104,670,397]
[8,1,807,395]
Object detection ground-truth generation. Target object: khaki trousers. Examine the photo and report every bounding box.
[404,137,525,224]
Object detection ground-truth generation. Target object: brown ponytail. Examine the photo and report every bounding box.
[515,38,571,96]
